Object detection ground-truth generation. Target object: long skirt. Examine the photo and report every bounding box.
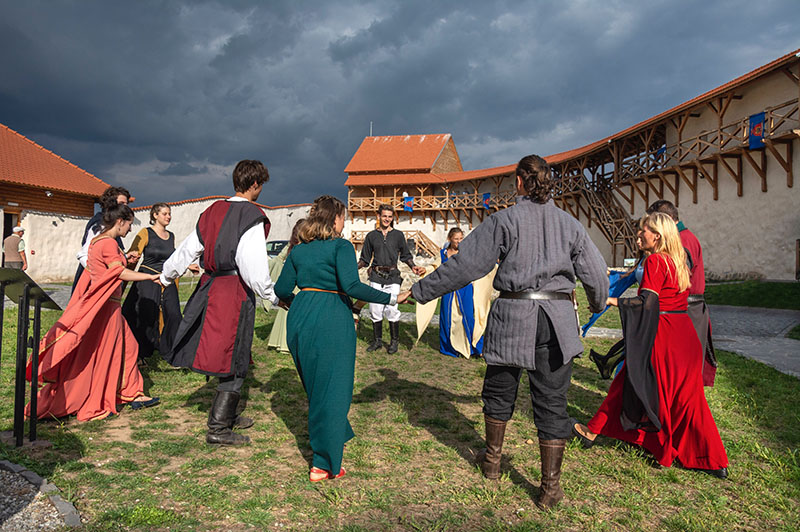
[122,280,181,358]
[286,291,356,474]
[587,314,728,470]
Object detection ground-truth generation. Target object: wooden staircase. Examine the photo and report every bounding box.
[579,181,639,260]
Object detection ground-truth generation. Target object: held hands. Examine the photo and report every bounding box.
[127,251,141,263]
[277,299,291,311]
[606,297,618,307]
[151,274,162,286]
[187,263,201,274]
[411,266,426,276]
[397,290,412,305]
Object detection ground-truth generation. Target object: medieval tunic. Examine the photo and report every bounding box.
[359,228,415,322]
[412,197,608,439]
[412,198,608,368]
[438,248,484,358]
[275,238,392,475]
[122,227,182,359]
[678,222,716,386]
[587,253,728,470]
[27,237,145,421]
[161,198,279,378]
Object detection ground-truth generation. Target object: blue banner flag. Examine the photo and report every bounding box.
[749,112,765,150]
[581,262,641,337]
[482,192,491,210]
[403,196,414,212]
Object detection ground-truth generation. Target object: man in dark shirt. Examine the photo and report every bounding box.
[646,200,716,386]
[358,204,425,354]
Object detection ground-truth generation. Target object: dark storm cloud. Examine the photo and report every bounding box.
[0,0,798,206]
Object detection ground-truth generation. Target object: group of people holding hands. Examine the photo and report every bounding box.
[26,154,727,510]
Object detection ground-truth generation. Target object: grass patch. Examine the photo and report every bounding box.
[2,297,799,530]
[787,324,800,341]
[705,280,800,310]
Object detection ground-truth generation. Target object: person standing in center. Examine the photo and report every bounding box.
[411,155,608,509]
[160,159,285,446]
[275,195,410,481]
[358,204,425,354]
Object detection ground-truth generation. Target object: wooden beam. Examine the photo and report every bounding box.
[741,148,767,192]
[694,161,717,200]
[716,154,742,196]
[630,179,648,203]
[763,139,794,187]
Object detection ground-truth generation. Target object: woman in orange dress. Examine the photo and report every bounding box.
[27,204,161,421]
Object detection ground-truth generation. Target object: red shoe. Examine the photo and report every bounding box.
[309,466,347,482]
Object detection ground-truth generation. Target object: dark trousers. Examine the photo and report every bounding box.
[218,375,245,393]
[481,307,573,440]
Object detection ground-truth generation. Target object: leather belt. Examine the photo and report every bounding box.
[687,295,705,304]
[660,310,687,315]
[499,290,571,301]
[210,269,238,277]
[301,287,347,296]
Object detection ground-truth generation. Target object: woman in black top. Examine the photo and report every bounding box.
[123,203,188,360]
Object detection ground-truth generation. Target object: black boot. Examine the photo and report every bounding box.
[387,321,400,354]
[476,415,507,479]
[206,391,250,445]
[366,320,384,352]
[536,439,566,509]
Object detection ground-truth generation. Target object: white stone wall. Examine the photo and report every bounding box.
[8,198,311,283]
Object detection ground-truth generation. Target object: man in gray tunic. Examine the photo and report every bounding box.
[411,154,608,509]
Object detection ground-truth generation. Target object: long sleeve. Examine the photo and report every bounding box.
[398,233,414,267]
[77,226,100,268]
[236,222,279,305]
[412,216,504,304]
[336,241,392,304]
[274,252,297,302]
[358,233,373,268]
[160,229,203,285]
[572,231,610,314]
[127,228,148,256]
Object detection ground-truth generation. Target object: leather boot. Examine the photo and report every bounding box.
[387,321,400,354]
[206,391,250,445]
[366,320,384,352]
[476,415,507,479]
[536,439,566,509]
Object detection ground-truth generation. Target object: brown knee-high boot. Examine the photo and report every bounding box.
[476,415,507,479]
[536,439,566,509]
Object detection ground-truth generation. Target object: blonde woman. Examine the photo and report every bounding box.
[573,213,728,479]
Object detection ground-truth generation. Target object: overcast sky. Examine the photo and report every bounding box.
[1,0,798,207]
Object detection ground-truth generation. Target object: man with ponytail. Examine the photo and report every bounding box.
[160,159,286,446]
[411,154,609,509]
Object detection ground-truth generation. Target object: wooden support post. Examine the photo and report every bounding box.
[694,161,717,200]
[763,139,793,188]
[741,148,768,192]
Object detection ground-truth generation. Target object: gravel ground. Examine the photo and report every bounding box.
[0,469,65,531]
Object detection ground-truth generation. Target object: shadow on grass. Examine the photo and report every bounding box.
[354,368,539,499]
[261,368,311,463]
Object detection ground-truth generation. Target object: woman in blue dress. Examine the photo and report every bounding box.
[439,228,484,358]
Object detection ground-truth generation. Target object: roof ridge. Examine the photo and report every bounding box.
[0,122,108,187]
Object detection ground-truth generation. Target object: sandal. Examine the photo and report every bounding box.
[309,466,347,482]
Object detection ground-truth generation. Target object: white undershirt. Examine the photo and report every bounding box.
[160,197,279,305]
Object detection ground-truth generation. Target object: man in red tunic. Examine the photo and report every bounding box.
[161,160,287,445]
[647,200,716,386]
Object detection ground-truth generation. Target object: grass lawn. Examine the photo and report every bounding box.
[1,295,799,530]
[705,281,800,310]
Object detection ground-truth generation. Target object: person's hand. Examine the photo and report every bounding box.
[187,263,201,274]
[127,251,141,262]
[277,299,291,310]
[151,274,162,285]
[397,290,412,304]
[606,297,618,307]
[412,266,426,276]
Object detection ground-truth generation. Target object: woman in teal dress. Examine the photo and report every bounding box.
[275,196,410,482]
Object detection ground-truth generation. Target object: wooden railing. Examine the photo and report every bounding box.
[350,229,441,258]
[348,190,517,212]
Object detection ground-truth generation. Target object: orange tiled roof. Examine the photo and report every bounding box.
[345,134,453,173]
[131,195,313,211]
[0,122,110,197]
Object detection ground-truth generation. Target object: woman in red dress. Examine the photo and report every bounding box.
[573,212,728,478]
[27,205,161,421]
